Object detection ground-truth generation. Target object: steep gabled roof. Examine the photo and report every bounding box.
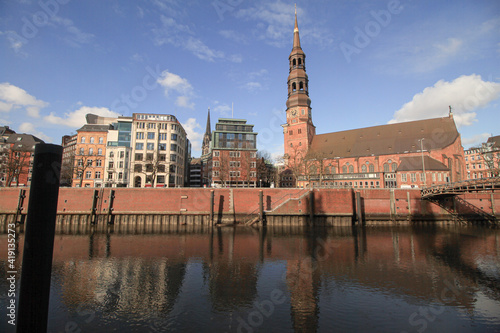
[486,135,500,148]
[397,156,449,172]
[76,124,113,132]
[6,133,44,151]
[308,116,459,159]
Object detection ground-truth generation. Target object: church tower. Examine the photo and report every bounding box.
[201,108,211,157]
[284,6,315,162]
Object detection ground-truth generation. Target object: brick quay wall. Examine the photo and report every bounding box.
[0,187,499,226]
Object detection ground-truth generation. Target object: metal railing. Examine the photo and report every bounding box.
[421,178,500,198]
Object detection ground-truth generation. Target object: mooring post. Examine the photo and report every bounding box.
[259,190,264,225]
[106,189,115,225]
[491,193,496,217]
[15,188,26,224]
[309,190,315,226]
[210,190,214,226]
[16,143,62,333]
[90,189,99,225]
[355,191,363,225]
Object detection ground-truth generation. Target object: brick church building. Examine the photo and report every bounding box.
[282,10,465,189]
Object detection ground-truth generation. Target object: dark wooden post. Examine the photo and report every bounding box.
[90,189,99,224]
[17,143,62,333]
[15,189,26,224]
[309,190,314,226]
[106,189,115,225]
[259,190,264,224]
[355,191,363,225]
[210,190,214,226]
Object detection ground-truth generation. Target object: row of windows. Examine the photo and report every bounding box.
[136,122,182,132]
[79,148,103,155]
[80,137,104,144]
[136,132,179,141]
[400,172,448,182]
[109,151,128,158]
[135,114,177,122]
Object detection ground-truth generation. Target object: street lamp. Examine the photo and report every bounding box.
[259,179,262,187]
[419,138,426,186]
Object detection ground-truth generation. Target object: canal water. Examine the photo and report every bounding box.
[1,224,500,332]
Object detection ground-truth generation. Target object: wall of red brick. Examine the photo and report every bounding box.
[1,187,499,218]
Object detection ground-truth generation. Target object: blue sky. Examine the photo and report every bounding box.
[1,0,499,158]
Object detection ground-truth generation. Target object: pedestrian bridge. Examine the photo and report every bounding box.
[421,178,500,199]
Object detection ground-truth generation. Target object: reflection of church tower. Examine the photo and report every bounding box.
[202,108,212,157]
[287,257,319,332]
[283,7,316,162]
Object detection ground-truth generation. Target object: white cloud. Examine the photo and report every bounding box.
[219,30,248,44]
[0,82,48,118]
[176,96,195,109]
[462,133,492,148]
[390,75,500,127]
[212,102,232,117]
[18,122,52,142]
[157,70,195,109]
[235,1,295,47]
[243,82,263,92]
[181,118,203,154]
[0,31,27,54]
[44,106,120,128]
[153,15,234,62]
[51,15,94,47]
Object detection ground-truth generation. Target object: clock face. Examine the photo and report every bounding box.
[291,109,297,116]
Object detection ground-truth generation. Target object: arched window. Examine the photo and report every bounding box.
[310,165,317,174]
[299,81,304,90]
[384,163,390,172]
[391,162,397,172]
[89,148,94,155]
[134,176,141,188]
[292,59,296,67]
[361,164,367,173]
[369,164,374,172]
[349,165,354,173]
[298,58,302,66]
[292,82,297,91]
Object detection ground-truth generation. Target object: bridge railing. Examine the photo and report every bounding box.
[421,177,500,198]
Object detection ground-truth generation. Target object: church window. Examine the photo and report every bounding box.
[342,165,347,173]
[349,165,354,173]
[392,162,397,172]
[298,58,302,66]
[361,164,367,173]
[292,59,296,67]
[292,82,297,91]
[299,81,304,90]
[384,163,390,172]
[369,164,374,172]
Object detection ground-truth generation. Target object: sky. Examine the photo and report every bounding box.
[1,0,499,158]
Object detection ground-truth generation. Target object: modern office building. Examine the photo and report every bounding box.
[129,113,189,187]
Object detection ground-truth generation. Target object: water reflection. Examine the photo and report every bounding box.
[0,224,499,332]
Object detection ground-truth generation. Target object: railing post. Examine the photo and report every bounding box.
[16,144,62,333]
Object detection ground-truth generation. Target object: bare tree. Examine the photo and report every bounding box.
[4,149,30,187]
[73,148,100,187]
